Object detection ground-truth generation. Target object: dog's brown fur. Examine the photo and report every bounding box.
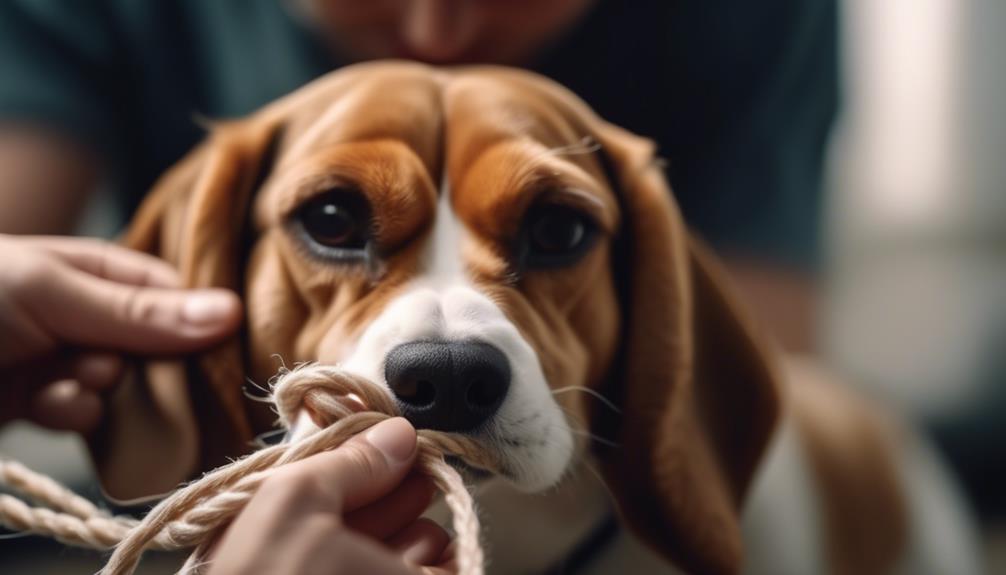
[95,62,908,575]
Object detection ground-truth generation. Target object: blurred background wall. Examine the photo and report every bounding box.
[826,0,1006,536]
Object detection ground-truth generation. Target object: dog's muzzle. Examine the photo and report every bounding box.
[384,340,511,433]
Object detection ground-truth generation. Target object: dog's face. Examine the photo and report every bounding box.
[243,64,620,490]
[117,62,781,575]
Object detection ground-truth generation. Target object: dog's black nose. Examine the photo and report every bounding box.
[384,341,511,432]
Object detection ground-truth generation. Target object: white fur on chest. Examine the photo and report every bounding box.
[739,417,825,575]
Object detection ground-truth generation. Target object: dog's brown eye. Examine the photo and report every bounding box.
[293,190,371,258]
[520,204,597,269]
[531,209,585,253]
[303,201,358,246]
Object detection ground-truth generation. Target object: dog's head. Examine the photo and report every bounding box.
[105,61,780,574]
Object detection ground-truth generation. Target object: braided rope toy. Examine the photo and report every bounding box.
[1,365,499,574]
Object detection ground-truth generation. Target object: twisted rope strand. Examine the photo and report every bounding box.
[0,459,106,519]
[0,365,497,575]
[0,492,134,548]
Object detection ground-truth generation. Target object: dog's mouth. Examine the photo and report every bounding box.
[429,419,573,492]
[439,430,521,483]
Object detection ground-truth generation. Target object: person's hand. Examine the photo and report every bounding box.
[208,417,455,574]
[0,234,241,432]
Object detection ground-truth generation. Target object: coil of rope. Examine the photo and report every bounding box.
[0,365,498,574]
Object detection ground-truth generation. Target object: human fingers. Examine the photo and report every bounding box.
[208,513,424,575]
[18,236,178,288]
[70,352,124,391]
[24,352,124,433]
[27,352,124,390]
[388,517,453,567]
[28,380,102,432]
[344,473,437,539]
[0,351,122,430]
[208,418,421,574]
[427,540,459,574]
[255,417,419,517]
[17,261,240,355]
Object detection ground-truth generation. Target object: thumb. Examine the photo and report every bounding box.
[25,261,242,355]
[266,418,419,515]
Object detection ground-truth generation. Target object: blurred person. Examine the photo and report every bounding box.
[0,233,453,573]
[0,0,837,353]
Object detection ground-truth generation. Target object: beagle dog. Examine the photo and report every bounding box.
[91,61,980,575]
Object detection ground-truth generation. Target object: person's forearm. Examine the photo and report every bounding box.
[0,126,101,234]
[723,258,818,355]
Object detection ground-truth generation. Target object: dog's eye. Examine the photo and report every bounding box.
[520,204,597,268]
[293,190,371,257]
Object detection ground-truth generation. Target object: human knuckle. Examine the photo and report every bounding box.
[94,240,115,277]
[77,236,104,254]
[119,287,157,324]
[339,442,385,478]
[299,511,343,536]
[9,255,54,292]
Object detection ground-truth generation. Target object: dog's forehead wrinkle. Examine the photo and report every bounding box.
[282,93,362,162]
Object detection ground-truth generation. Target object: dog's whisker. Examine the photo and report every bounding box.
[556,404,620,451]
[557,404,588,433]
[551,386,621,414]
[567,428,620,448]
[543,419,618,502]
[573,456,619,505]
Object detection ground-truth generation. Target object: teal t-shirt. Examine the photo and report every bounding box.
[0,0,837,268]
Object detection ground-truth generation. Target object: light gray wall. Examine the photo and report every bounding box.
[825,0,1006,420]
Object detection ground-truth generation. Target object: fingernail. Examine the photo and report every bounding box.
[365,417,416,465]
[182,291,237,326]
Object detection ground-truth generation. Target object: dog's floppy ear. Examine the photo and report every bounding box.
[591,122,782,575]
[91,118,281,500]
